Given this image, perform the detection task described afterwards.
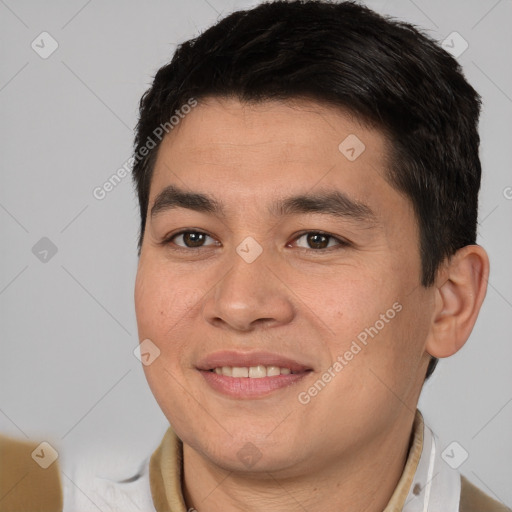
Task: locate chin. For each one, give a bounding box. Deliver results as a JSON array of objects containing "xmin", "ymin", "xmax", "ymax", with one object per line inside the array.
[
  {"xmin": 207, "ymin": 444, "xmax": 303, "ymax": 475},
  {"xmin": 184, "ymin": 424, "xmax": 302, "ymax": 472}
]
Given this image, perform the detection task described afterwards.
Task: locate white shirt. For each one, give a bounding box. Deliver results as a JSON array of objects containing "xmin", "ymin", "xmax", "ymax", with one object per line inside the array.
[{"xmin": 61, "ymin": 451, "xmax": 156, "ymax": 512}]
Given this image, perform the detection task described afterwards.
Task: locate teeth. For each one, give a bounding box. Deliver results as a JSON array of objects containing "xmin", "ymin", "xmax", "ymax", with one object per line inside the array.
[
  {"xmin": 267, "ymin": 366, "xmax": 281, "ymax": 377},
  {"xmin": 211, "ymin": 366, "xmax": 296, "ymax": 378},
  {"xmin": 232, "ymin": 366, "xmax": 249, "ymax": 378},
  {"xmin": 249, "ymin": 365, "xmax": 266, "ymax": 378}
]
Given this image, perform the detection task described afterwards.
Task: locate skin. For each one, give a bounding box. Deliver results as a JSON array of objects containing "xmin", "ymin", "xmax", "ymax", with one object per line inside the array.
[{"xmin": 134, "ymin": 97, "xmax": 489, "ymax": 511}]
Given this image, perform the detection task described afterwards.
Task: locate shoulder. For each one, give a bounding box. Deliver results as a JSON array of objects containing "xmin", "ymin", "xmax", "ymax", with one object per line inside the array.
[
  {"xmin": 460, "ymin": 475, "xmax": 511, "ymax": 512},
  {"xmin": 0, "ymin": 432, "xmax": 63, "ymax": 511},
  {"xmin": 60, "ymin": 447, "xmax": 156, "ymax": 511}
]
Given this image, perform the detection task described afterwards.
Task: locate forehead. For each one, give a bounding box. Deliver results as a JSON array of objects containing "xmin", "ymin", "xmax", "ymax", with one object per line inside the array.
[
  {"xmin": 149, "ymin": 96, "xmax": 404, "ymax": 224},
  {"xmin": 157, "ymin": 96, "xmax": 387, "ymax": 166}
]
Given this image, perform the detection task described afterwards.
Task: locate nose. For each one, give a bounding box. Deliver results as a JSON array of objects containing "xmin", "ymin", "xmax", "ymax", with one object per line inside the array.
[{"xmin": 201, "ymin": 247, "xmax": 296, "ymax": 332}]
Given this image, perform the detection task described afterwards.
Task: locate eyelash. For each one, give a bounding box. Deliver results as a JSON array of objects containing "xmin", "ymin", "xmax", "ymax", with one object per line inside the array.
[{"xmin": 160, "ymin": 229, "xmax": 350, "ymax": 253}]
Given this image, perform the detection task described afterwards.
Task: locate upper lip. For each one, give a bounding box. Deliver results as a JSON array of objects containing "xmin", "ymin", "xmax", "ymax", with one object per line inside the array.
[{"xmin": 196, "ymin": 351, "xmax": 313, "ymax": 373}]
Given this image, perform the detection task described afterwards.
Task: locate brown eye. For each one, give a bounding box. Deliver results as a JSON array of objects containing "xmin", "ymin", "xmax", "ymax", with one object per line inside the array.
[
  {"xmin": 306, "ymin": 233, "xmax": 329, "ymax": 249},
  {"xmin": 183, "ymin": 232, "xmax": 205, "ymax": 247},
  {"xmin": 292, "ymin": 231, "xmax": 347, "ymax": 251},
  {"xmin": 169, "ymin": 231, "xmax": 217, "ymax": 248}
]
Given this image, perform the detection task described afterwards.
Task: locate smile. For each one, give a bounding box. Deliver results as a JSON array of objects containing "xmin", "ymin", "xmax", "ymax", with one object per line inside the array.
[
  {"xmin": 209, "ymin": 365, "xmax": 299, "ymax": 378},
  {"xmin": 197, "ymin": 351, "xmax": 313, "ymax": 398}
]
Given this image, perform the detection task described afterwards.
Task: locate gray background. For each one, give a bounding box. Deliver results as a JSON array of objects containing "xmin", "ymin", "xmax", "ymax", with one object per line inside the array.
[{"xmin": 1, "ymin": 0, "xmax": 511, "ymax": 506}]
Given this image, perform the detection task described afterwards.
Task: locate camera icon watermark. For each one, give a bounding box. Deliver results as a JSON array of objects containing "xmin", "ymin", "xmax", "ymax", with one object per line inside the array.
[
  {"xmin": 441, "ymin": 31, "xmax": 468, "ymax": 58},
  {"xmin": 338, "ymin": 134, "xmax": 366, "ymax": 161},
  {"xmin": 236, "ymin": 442, "xmax": 263, "ymax": 468},
  {"xmin": 236, "ymin": 236, "xmax": 263, "ymax": 263},
  {"xmin": 31, "ymin": 441, "xmax": 59, "ymax": 469},
  {"xmin": 31, "ymin": 32, "xmax": 59, "ymax": 59},
  {"xmin": 441, "ymin": 441, "xmax": 469, "ymax": 469},
  {"xmin": 134, "ymin": 338, "xmax": 161, "ymax": 366},
  {"xmin": 32, "ymin": 237, "xmax": 58, "ymax": 263}
]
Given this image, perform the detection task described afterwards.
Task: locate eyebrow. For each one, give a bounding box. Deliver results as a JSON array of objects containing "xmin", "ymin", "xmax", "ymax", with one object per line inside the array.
[{"xmin": 150, "ymin": 184, "xmax": 377, "ymax": 224}]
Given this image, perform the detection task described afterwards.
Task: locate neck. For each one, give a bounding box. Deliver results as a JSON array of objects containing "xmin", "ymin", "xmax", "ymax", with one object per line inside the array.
[{"xmin": 182, "ymin": 411, "xmax": 417, "ymax": 512}]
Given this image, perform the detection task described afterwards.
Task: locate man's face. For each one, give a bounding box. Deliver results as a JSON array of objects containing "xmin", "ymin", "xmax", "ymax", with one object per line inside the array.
[{"xmin": 135, "ymin": 97, "xmax": 434, "ymax": 474}]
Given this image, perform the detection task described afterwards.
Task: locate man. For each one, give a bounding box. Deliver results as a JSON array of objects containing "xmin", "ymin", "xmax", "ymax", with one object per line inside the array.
[{"xmin": 1, "ymin": 1, "xmax": 509, "ymax": 511}]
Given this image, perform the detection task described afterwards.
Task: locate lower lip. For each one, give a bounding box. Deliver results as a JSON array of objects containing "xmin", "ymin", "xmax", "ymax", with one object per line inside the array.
[{"xmin": 199, "ymin": 370, "xmax": 310, "ymax": 399}]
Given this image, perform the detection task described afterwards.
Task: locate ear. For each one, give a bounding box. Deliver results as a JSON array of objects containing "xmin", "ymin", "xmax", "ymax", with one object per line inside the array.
[{"xmin": 425, "ymin": 245, "xmax": 490, "ymax": 358}]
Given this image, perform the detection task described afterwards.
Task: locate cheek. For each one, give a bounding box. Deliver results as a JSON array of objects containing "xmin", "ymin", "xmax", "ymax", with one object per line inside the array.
[
  {"xmin": 315, "ymin": 272, "xmax": 398, "ymax": 339},
  {"xmin": 317, "ymin": 270, "xmax": 424, "ymax": 382},
  {"xmin": 134, "ymin": 261, "xmax": 197, "ymax": 347},
  {"xmin": 135, "ymin": 264, "xmax": 199, "ymax": 419},
  {"xmin": 352, "ymin": 293, "xmax": 431, "ymax": 399}
]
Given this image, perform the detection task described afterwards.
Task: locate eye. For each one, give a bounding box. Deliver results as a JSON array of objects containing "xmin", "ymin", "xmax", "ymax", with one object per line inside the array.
[
  {"xmin": 290, "ymin": 231, "xmax": 349, "ymax": 251},
  {"xmin": 162, "ymin": 229, "xmax": 349, "ymax": 252},
  {"xmin": 164, "ymin": 230, "xmax": 219, "ymax": 249}
]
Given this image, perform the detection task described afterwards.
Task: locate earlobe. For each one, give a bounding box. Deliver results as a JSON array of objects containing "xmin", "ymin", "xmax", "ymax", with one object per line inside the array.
[{"xmin": 425, "ymin": 245, "xmax": 490, "ymax": 359}]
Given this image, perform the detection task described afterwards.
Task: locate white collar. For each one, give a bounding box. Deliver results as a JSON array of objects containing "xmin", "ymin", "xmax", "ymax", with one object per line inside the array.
[{"xmin": 403, "ymin": 420, "xmax": 461, "ymax": 512}]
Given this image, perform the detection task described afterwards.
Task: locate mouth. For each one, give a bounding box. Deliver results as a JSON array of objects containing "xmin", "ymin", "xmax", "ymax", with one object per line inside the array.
[
  {"xmin": 208, "ymin": 365, "xmax": 304, "ymax": 377},
  {"xmin": 196, "ymin": 351, "xmax": 313, "ymax": 399}
]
